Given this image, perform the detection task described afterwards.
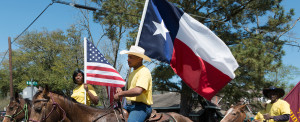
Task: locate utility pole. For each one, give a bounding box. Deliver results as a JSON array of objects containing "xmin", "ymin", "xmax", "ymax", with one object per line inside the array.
[
  {"xmin": 9, "ymin": 37, "xmax": 13, "ymax": 98},
  {"xmin": 52, "ymin": 0, "xmax": 99, "ymax": 11}
]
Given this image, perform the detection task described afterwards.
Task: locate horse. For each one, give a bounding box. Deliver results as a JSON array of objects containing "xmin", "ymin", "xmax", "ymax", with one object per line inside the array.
[
  {"xmin": 220, "ymin": 104, "xmax": 252, "ymax": 122},
  {"xmin": 30, "ymin": 86, "xmax": 193, "ymax": 122},
  {"xmin": 3, "ymin": 92, "xmax": 70, "ymax": 122},
  {"xmin": 28, "ymin": 88, "xmax": 72, "ymax": 122},
  {"xmin": 3, "ymin": 93, "xmax": 31, "ymax": 122}
]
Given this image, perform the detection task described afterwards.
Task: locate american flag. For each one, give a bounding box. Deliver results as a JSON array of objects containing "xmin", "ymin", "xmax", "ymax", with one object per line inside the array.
[{"xmin": 84, "ymin": 38, "xmax": 125, "ymax": 87}]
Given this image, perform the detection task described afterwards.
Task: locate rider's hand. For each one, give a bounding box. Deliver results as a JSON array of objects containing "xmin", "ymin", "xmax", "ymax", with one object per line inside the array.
[
  {"xmin": 116, "ymin": 87, "xmax": 123, "ymax": 93},
  {"xmin": 114, "ymin": 93, "xmax": 120, "ymax": 101},
  {"xmin": 84, "ymin": 84, "xmax": 89, "ymax": 91},
  {"xmin": 263, "ymin": 114, "xmax": 273, "ymax": 120}
]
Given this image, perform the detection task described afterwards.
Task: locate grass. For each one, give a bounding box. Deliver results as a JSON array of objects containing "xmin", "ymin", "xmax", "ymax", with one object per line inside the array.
[{"xmin": 0, "ymin": 96, "xmax": 9, "ymax": 111}]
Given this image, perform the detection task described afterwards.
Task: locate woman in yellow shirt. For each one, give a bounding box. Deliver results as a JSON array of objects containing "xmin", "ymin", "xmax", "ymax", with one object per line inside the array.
[{"xmin": 71, "ymin": 70, "xmax": 99, "ymax": 106}]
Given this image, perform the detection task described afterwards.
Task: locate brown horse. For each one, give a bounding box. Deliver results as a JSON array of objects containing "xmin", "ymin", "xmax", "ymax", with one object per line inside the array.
[
  {"xmin": 3, "ymin": 93, "xmax": 31, "ymax": 122},
  {"xmin": 28, "ymin": 88, "xmax": 72, "ymax": 122},
  {"xmin": 30, "ymin": 86, "xmax": 192, "ymax": 122},
  {"xmin": 220, "ymin": 104, "xmax": 252, "ymax": 122},
  {"xmin": 30, "ymin": 87, "xmax": 120, "ymax": 122}
]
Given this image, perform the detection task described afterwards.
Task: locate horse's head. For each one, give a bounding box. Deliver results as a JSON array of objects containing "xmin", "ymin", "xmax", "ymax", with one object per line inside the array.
[
  {"xmin": 29, "ymin": 85, "xmax": 68, "ymax": 122},
  {"xmin": 220, "ymin": 104, "xmax": 247, "ymax": 122},
  {"xmin": 3, "ymin": 92, "xmax": 31, "ymax": 122},
  {"xmin": 30, "ymin": 86, "xmax": 50, "ymax": 122}
]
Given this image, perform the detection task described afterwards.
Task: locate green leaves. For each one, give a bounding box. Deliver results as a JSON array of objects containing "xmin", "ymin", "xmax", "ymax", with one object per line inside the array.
[{"xmin": 0, "ymin": 27, "xmax": 83, "ymax": 96}]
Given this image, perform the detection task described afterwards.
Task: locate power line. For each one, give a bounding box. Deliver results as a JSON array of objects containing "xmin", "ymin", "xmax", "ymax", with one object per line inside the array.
[
  {"xmin": 51, "ymin": 0, "xmax": 300, "ymax": 41},
  {"xmin": 0, "ymin": 2, "xmax": 53, "ymax": 65},
  {"xmin": 2, "ymin": 0, "xmax": 300, "ymax": 66}
]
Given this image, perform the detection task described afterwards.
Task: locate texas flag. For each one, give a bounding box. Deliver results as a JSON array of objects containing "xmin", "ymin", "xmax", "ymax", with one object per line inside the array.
[{"xmin": 137, "ymin": 0, "xmax": 239, "ymax": 100}]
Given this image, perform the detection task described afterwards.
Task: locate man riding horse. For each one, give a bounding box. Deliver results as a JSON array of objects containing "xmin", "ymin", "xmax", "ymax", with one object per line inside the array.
[
  {"xmin": 255, "ymin": 86, "xmax": 290, "ymax": 122},
  {"xmin": 114, "ymin": 45, "xmax": 153, "ymax": 122}
]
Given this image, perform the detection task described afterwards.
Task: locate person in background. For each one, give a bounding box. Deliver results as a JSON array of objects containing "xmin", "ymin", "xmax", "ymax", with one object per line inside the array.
[
  {"xmin": 262, "ymin": 86, "xmax": 290, "ymax": 122},
  {"xmin": 71, "ymin": 69, "xmax": 99, "ymax": 106},
  {"xmin": 114, "ymin": 45, "xmax": 153, "ymax": 122}
]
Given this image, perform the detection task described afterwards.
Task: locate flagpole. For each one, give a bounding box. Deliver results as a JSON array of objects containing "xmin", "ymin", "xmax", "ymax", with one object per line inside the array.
[
  {"xmin": 135, "ymin": 0, "xmax": 149, "ymax": 46},
  {"xmin": 84, "ymin": 37, "xmax": 87, "ymax": 105}
]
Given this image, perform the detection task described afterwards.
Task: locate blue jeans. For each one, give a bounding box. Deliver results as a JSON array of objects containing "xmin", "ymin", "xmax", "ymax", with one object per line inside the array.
[{"xmin": 124, "ymin": 102, "xmax": 152, "ymax": 122}]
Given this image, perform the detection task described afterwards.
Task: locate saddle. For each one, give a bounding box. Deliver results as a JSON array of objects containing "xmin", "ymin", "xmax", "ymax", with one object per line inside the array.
[{"xmin": 117, "ymin": 109, "xmax": 175, "ymax": 122}]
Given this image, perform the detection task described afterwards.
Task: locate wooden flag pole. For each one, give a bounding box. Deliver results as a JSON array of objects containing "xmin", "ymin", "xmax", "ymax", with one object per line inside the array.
[{"xmin": 9, "ymin": 37, "xmax": 13, "ymax": 98}]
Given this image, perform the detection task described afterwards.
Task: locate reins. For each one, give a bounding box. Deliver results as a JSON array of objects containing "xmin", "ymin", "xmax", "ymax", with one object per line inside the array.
[
  {"xmin": 243, "ymin": 112, "xmax": 251, "ymax": 122},
  {"xmin": 92, "ymin": 101, "xmax": 121, "ymax": 122},
  {"xmin": 5, "ymin": 103, "xmax": 29, "ymax": 122}
]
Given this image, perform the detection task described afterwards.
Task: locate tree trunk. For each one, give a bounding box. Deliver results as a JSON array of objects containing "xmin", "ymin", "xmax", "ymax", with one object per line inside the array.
[{"xmin": 179, "ymin": 81, "xmax": 193, "ymax": 116}]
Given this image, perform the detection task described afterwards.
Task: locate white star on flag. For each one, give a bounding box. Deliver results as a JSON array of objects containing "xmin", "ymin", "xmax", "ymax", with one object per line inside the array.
[{"xmin": 153, "ymin": 20, "xmax": 169, "ymax": 40}]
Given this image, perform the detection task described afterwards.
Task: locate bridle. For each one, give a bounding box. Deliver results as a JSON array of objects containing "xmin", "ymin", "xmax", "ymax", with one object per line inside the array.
[
  {"xmin": 221, "ymin": 108, "xmax": 242, "ymax": 122},
  {"xmin": 5, "ymin": 103, "xmax": 29, "ymax": 122},
  {"xmin": 29, "ymin": 92, "xmax": 66, "ymax": 122}
]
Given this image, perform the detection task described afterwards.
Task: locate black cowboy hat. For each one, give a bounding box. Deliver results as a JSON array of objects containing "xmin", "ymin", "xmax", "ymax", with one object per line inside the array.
[{"xmin": 263, "ymin": 86, "xmax": 285, "ymax": 98}]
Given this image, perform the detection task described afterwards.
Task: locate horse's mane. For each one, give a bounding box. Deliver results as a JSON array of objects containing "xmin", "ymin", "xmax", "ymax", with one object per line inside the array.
[
  {"xmin": 33, "ymin": 90, "xmax": 78, "ymax": 103},
  {"xmin": 51, "ymin": 91, "xmax": 78, "ymax": 103},
  {"xmin": 34, "ymin": 89, "xmax": 109, "ymax": 114},
  {"xmin": 33, "ymin": 90, "xmax": 42, "ymax": 100},
  {"xmin": 50, "ymin": 91, "xmax": 109, "ymax": 113},
  {"xmin": 24, "ymin": 98, "xmax": 32, "ymax": 106},
  {"xmin": 9, "ymin": 94, "xmax": 32, "ymax": 106}
]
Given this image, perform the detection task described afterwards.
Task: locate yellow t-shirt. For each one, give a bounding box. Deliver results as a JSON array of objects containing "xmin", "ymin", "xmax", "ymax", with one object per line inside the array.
[
  {"xmin": 71, "ymin": 84, "xmax": 97, "ymax": 106},
  {"xmin": 126, "ymin": 65, "xmax": 153, "ymax": 105},
  {"xmin": 265, "ymin": 99, "xmax": 290, "ymax": 122}
]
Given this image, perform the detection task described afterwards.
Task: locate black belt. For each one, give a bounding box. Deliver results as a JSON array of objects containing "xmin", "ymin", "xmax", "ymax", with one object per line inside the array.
[{"xmin": 129, "ymin": 101, "xmax": 149, "ymax": 106}]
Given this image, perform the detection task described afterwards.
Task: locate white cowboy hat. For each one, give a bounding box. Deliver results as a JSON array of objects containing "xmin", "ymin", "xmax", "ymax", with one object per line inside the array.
[{"xmin": 120, "ymin": 45, "xmax": 151, "ymax": 62}]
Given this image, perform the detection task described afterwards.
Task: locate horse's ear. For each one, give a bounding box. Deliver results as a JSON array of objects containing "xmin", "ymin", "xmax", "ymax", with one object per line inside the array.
[
  {"xmin": 42, "ymin": 85, "xmax": 49, "ymax": 95},
  {"xmin": 14, "ymin": 92, "xmax": 20, "ymax": 103},
  {"xmin": 239, "ymin": 104, "xmax": 248, "ymax": 111},
  {"xmin": 14, "ymin": 92, "xmax": 19, "ymax": 99},
  {"xmin": 38, "ymin": 86, "xmax": 43, "ymax": 92}
]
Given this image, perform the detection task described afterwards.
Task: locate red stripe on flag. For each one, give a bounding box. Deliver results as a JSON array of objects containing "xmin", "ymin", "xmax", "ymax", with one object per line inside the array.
[
  {"xmin": 170, "ymin": 38, "xmax": 232, "ymax": 100},
  {"xmin": 87, "ymin": 66, "xmax": 120, "ymax": 74},
  {"xmin": 87, "ymin": 73, "xmax": 124, "ymax": 81},
  {"xmin": 87, "ymin": 80, "xmax": 125, "ymax": 87}
]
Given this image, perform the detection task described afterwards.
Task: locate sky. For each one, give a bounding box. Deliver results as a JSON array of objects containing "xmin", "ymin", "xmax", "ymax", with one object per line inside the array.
[{"xmin": 0, "ymin": 0, "xmax": 299, "ymax": 85}]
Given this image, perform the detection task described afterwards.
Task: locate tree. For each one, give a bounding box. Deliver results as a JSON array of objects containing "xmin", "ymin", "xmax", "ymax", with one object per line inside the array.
[
  {"xmin": 266, "ymin": 64, "xmax": 300, "ymax": 94},
  {"xmin": 92, "ymin": 0, "xmax": 132, "ymax": 68},
  {"xmin": 266, "ymin": 64, "xmax": 299, "ymax": 85},
  {"xmin": 0, "ymin": 26, "xmax": 84, "ymax": 96}
]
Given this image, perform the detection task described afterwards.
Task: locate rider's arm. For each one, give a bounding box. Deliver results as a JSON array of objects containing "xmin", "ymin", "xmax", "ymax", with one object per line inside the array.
[
  {"xmin": 273, "ymin": 114, "xmax": 290, "ymax": 121},
  {"xmin": 84, "ymin": 84, "xmax": 99, "ymax": 105},
  {"xmin": 87, "ymin": 90, "xmax": 99, "ymax": 105},
  {"xmin": 114, "ymin": 87, "xmax": 144, "ymax": 100}
]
